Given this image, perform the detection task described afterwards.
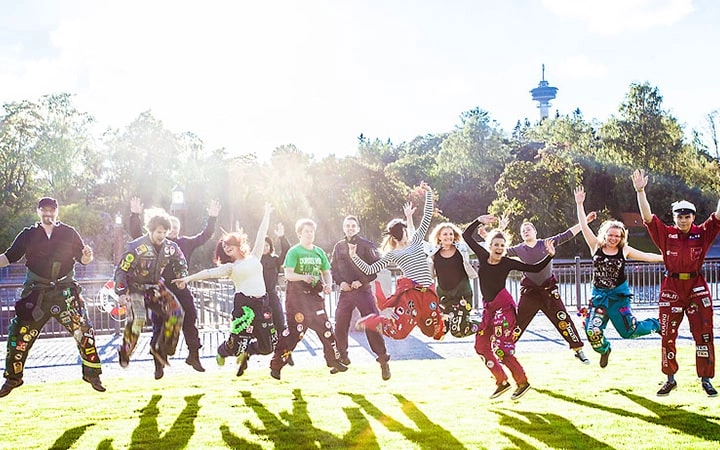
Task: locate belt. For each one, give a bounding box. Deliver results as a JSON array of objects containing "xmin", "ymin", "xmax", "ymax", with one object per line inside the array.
[{"xmin": 666, "ymin": 271, "xmax": 699, "ymax": 280}]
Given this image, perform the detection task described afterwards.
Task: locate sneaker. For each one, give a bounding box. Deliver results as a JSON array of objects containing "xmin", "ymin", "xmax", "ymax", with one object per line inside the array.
[
  {"xmin": 599, "ymin": 348, "xmax": 611, "ymax": 368},
  {"xmin": 118, "ymin": 348, "xmax": 130, "ymax": 368},
  {"xmin": 511, "ymin": 383, "xmax": 531, "ymax": 400},
  {"xmin": 574, "ymin": 350, "xmax": 590, "ymax": 365},
  {"xmin": 656, "ymin": 380, "xmax": 677, "ymax": 396},
  {"xmin": 83, "ymin": 375, "xmax": 106, "ymax": 392},
  {"xmin": 286, "ymin": 354, "xmax": 295, "ymax": 366},
  {"xmin": 339, "ymin": 356, "xmax": 351, "ymax": 366},
  {"xmin": 329, "ymin": 360, "xmax": 349, "ymax": 375},
  {"xmin": 701, "ymin": 380, "xmax": 718, "ymax": 397},
  {"xmin": 270, "ymin": 369, "xmax": 282, "ymax": 380},
  {"xmin": 489, "ymin": 380, "xmax": 511, "ymax": 399},
  {"xmin": 0, "ymin": 379, "xmax": 24, "ymax": 398},
  {"xmin": 216, "ymin": 354, "xmax": 226, "ymax": 366}
]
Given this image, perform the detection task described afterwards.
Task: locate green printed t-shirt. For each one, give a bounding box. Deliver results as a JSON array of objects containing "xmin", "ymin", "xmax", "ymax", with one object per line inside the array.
[{"xmin": 284, "ymin": 244, "xmax": 331, "ymax": 281}]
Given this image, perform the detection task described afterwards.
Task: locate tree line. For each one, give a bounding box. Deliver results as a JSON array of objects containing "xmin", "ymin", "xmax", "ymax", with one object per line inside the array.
[{"xmin": 1, "ymin": 83, "xmax": 719, "ymax": 269}]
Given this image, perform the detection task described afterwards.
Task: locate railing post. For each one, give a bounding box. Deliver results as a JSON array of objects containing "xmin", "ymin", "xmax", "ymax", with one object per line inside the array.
[{"xmin": 575, "ymin": 256, "xmax": 582, "ymax": 310}]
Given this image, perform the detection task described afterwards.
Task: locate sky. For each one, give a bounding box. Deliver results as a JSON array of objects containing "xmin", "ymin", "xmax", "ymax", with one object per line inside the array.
[{"xmin": 1, "ymin": 0, "xmax": 718, "ymax": 159}]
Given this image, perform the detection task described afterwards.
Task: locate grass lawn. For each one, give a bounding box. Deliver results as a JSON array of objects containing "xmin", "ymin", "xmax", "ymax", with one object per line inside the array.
[{"xmin": 0, "ymin": 345, "xmax": 718, "ymax": 449}]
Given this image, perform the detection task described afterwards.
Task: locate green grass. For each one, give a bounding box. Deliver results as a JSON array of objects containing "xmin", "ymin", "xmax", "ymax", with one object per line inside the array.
[{"xmin": 1, "ymin": 346, "xmax": 719, "ymax": 449}]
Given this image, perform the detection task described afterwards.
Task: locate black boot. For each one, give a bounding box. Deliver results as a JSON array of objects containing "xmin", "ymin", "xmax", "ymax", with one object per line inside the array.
[
  {"xmin": 185, "ymin": 348, "xmax": 205, "ymax": 372},
  {"xmin": 153, "ymin": 357, "xmax": 164, "ymax": 380}
]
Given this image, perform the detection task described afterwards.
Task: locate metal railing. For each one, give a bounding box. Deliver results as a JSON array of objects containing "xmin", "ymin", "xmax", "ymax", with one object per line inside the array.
[{"xmin": 3, "ymin": 258, "xmax": 720, "ymax": 340}]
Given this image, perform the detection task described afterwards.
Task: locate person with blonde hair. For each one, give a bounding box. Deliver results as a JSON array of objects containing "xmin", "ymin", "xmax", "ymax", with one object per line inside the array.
[
  {"xmin": 427, "ymin": 222, "xmax": 480, "ymax": 338},
  {"xmin": 173, "ymin": 203, "xmax": 277, "ymax": 377},
  {"xmin": 574, "ymin": 185, "xmax": 662, "ymax": 370},
  {"xmin": 463, "ymin": 218, "xmax": 556, "ymax": 400}
]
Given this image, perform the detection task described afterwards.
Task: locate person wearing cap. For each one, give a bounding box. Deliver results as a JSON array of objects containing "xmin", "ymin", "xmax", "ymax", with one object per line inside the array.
[
  {"xmin": 0, "ymin": 197, "xmax": 105, "ymax": 397},
  {"xmin": 632, "ymin": 169, "xmax": 720, "ymax": 397},
  {"xmin": 331, "ymin": 215, "xmax": 391, "ymax": 380},
  {"xmin": 348, "ymin": 182, "xmax": 444, "ymax": 341},
  {"xmin": 128, "ymin": 198, "xmax": 221, "ymax": 375}
]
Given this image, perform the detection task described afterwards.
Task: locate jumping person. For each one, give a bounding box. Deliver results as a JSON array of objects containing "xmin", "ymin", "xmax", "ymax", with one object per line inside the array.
[
  {"xmin": 0, "ymin": 197, "xmax": 105, "ymax": 397},
  {"xmin": 632, "ymin": 168, "xmax": 720, "ymax": 397},
  {"xmin": 173, "ymin": 203, "xmax": 277, "ymax": 377},
  {"xmin": 349, "ymin": 182, "xmax": 444, "ymax": 341},
  {"xmin": 505, "ymin": 214, "xmax": 596, "ymax": 364},
  {"xmin": 269, "ymin": 218, "xmax": 347, "ymax": 380},
  {"xmin": 331, "ymin": 215, "xmax": 391, "ymax": 380},
  {"xmin": 129, "ymin": 197, "xmax": 220, "ymax": 374},
  {"xmin": 463, "ymin": 216, "xmax": 556, "ymax": 400},
  {"xmin": 574, "ymin": 185, "xmax": 661, "ymax": 369},
  {"xmin": 115, "ymin": 211, "xmax": 188, "ymax": 378}
]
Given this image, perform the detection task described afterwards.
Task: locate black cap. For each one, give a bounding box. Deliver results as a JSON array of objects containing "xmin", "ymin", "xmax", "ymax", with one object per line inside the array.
[{"xmin": 38, "ymin": 197, "xmax": 58, "ymax": 209}]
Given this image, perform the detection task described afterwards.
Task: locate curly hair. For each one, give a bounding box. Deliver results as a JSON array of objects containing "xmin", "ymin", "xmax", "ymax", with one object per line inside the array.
[{"xmin": 596, "ymin": 220, "xmax": 627, "ymax": 248}]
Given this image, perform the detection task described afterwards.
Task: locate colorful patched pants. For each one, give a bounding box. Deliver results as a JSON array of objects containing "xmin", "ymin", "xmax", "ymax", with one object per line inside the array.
[
  {"xmin": 475, "ymin": 289, "xmax": 527, "ymax": 386},
  {"xmin": 437, "ymin": 279, "xmax": 479, "ymax": 338},
  {"xmin": 583, "ymin": 281, "xmax": 659, "ymax": 356},
  {"xmin": 658, "ymin": 276, "xmax": 715, "ymax": 378},
  {"xmin": 270, "ymin": 282, "xmax": 342, "ymax": 372},
  {"xmin": 218, "ymin": 292, "xmax": 277, "ymax": 358},
  {"xmin": 4, "ymin": 283, "xmax": 101, "ymax": 382},
  {"xmin": 515, "ymin": 275, "xmax": 584, "ymax": 349}
]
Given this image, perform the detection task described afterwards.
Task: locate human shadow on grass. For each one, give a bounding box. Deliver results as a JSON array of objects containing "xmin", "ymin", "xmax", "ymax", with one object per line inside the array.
[
  {"xmin": 490, "ymin": 409, "xmax": 615, "ymax": 450},
  {"xmin": 341, "ymin": 392, "xmax": 471, "ymax": 449},
  {"xmin": 48, "ymin": 423, "xmax": 94, "ymax": 450},
  {"xmin": 221, "ymin": 388, "xmax": 378, "ymax": 449},
  {"xmin": 127, "ymin": 393, "xmax": 203, "ymax": 449},
  {"xmin": 536, "ymin": 388, "xmax": 720, "ymax": 443}
]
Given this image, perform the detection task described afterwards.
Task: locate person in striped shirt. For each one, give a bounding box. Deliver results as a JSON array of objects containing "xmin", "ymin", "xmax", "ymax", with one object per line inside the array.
[{"xmin": 349, "ymin": 182, "xmax": 444, "ymax": 340}]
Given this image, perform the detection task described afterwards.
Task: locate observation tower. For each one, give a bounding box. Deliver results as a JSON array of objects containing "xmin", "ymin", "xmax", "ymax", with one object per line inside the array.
[{"xmin": 530, "ymin": 64, "xmax": 558, "ymax": 120}]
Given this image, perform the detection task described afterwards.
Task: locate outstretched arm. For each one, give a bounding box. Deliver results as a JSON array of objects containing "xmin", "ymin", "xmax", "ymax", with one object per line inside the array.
[
  {"xmin": 251, "ymin": 203, "xmax": 272, "ymax": 258},
  {"xmin": 625, "ymin": 245, "xmax": 664, "ymax": 263},
  {"xmin": 631, "ymin": 169, "xmax": 653, "ymax": 223},
  {"xmin": 568, "ymin": 211, "xmax": 597, "ymax": 236},
  {"xmin": 575, "ymin": 186, "xmax": 598, "ymax": 252}
]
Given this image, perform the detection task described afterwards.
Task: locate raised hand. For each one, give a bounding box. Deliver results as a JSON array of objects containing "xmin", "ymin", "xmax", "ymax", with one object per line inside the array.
[
  {"xmin": 207, "ymin": 200, "xmax": 222, "ymax": 217},
  {"xmin": 574, "ymin": 186, "xmax": 586, "ymax": 205},
  {"xmin": 586, "ymin": 211, "xmax": 597, "ymax": 223},
  {"xmin": 274, "ymin": 222, "xmax": 285, "ymax": 237},
  {"xmin": 402, "ymin": 201, "xmax": 416, "ymax": 220},
  {"xmin": 264, "ymin": 202, "xmax": 274, "ymax": 216},
  {"xmin": 631, "ymin": 169, "xmax": 648, "ymax": 192},
  {"xmin": 130, "ymin": 197, "xmax": 143, "ymax": 214}
]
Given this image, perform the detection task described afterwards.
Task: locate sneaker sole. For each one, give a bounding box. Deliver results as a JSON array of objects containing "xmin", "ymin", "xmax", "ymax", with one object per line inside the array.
[{"xmin": 490, "ymin": 384, "xmax": 512, "ymax": 399}]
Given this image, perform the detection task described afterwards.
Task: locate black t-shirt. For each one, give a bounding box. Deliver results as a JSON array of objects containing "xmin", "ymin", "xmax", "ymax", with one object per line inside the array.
[
  {"xmin": 433, "ymin": 249, "xmax": 466, "ymax": 291},
  {"xmin": 4, "ymin": 222, "xmax": 85, "ymax": 279}
]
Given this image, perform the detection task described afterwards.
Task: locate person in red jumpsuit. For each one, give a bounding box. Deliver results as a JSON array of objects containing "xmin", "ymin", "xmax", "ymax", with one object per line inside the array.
[{"xmin": 633, "ymin": 169, "xmax": 720, "ymax": 397}]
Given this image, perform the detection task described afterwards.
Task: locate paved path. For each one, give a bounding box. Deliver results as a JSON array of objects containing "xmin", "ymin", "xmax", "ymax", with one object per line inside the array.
[{"xmin": 2, "ymin": 309, "xmax": 719, "ymax": 386}]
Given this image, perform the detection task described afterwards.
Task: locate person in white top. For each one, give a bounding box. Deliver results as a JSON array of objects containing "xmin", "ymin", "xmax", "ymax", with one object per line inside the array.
[{"xmin": 174, "ymin": 203, "xmax": 277, "ymax": 377}]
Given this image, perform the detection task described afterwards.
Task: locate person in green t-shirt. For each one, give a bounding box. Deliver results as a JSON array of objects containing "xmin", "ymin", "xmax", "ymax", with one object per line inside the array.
[{"xmin": 269, "ymin": 218, "xmax": 348, "ymax": 380}]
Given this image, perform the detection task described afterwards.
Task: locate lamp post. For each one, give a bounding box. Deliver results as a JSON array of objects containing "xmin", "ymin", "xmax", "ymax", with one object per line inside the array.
[
  {"xmin": 170, "ymin": 185, "xmax": 186, "ymax": 226},
  {"xmin": 113, "ymin": 212, "xmax": 124, "ymax": 265}
]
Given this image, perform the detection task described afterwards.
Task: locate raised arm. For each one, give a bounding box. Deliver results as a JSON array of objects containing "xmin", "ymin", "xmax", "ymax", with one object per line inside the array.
[
  {"xmin": 575, "ymin": 186, "xmax": 598, "ymax": 252},
  {"xmin": 251, "ymin": 203, "xmax": 272, "ymax": 259},
  {"xmin": 128, "ymin": 196, "xmax": 144, "ymax": 239},
  {"xmin": 403, "ymin": 201, "xmax": 416, "ymax": 237},
  {"xmin": 631, "ymin": 169, "xmax": 653, "ymax": 223},
  {"xmin": 568, "ymin": 211, "xmax": 597, "ymax": 237},
  {"xmin": 411, "ymin": 182, "xmax": 434, "ymax": 242},
  {"xmin": 462, "ymin": 215, "xmax": 496, "ymax": 258}
]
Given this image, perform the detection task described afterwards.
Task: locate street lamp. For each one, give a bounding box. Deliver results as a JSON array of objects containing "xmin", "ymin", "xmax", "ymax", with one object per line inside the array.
[
  {"xmin": 170, "ymin": 185, "xmax": 186, "ymax": 225},
  {"xmin": 113, "ymin": 212, "xmax": 124, "ymax": 265}
]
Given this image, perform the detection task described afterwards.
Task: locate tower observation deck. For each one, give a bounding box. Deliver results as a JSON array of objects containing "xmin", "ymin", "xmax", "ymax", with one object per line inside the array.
[{"xmin": 530, "ymin": 64, "xmax": 558, "ymax": 120}]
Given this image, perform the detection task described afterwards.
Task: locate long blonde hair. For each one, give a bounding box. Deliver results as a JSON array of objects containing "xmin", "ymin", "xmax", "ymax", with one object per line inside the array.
[{"xmin": 596, "ymin": 220, "xmax": 628, "ymax": 248}]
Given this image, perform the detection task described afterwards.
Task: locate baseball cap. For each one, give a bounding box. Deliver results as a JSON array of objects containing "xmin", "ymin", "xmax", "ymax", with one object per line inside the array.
[
  {"xmin": 37, "ymin": 197, "xmax": 58, "ymax": 209},
  {"xmin": 671, "ymin": 200, "xmax": 696, "ymax": 215}
]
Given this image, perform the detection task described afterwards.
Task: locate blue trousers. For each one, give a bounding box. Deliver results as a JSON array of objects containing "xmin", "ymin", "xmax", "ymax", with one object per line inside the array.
[{"xmin": 584, "ymin": 281, "xmax": 659, "ymax": 355}]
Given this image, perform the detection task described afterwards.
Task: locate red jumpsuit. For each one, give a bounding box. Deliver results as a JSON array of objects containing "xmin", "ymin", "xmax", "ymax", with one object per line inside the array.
[{"xmin": 645, "ymin": 214, "xmax": 720, "ymax": 378}]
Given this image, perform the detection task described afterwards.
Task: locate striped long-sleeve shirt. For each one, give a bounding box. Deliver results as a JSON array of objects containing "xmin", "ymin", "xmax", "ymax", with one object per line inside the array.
[{"xmin": 351, "ymin": 189, "xmax": 434, "ymax": 287}]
